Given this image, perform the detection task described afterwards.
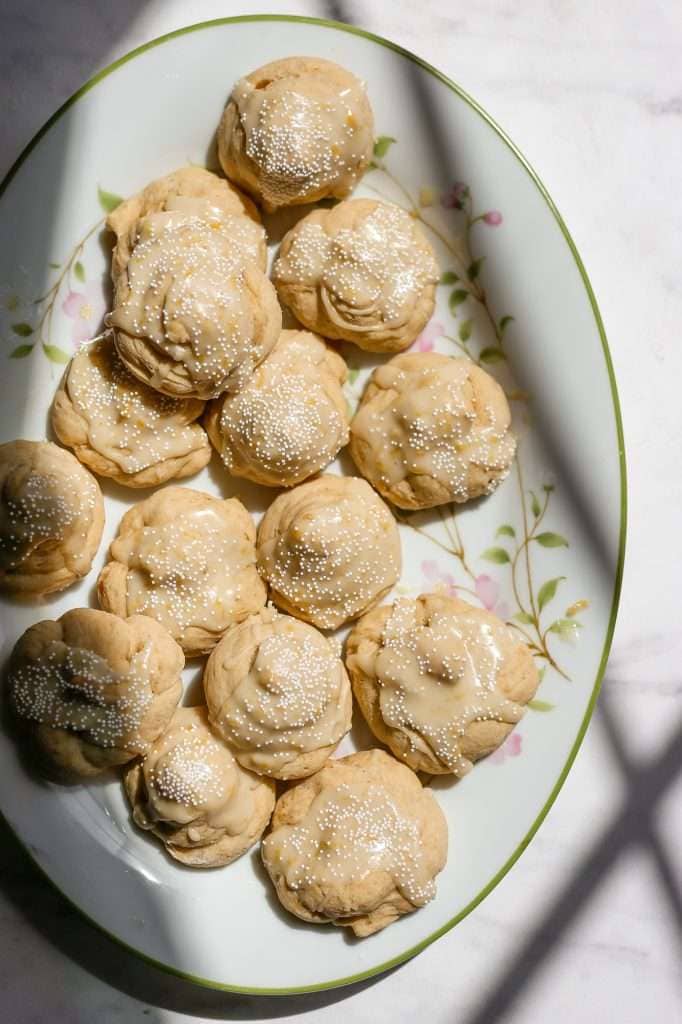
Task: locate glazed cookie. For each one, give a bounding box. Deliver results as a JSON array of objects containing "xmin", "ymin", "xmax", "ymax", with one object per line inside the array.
[
  {"xmin": 272, "ymin": 198, "xmax": 439, "ymax": 352},
  {"xmin": 261, "ymin": 749, "xmax": 448, "ymax": 936},
  {"xmin": 204, "ymin": 329, "xmax": 349, "ymax": 487},
  {"xmin": 108, "ymin": 209, "xmax": 281, "ymax": 400},
  {"xmin": 124, "ymin": 705, "xmax": 275, "ymax": 867},
  {"xmin": 0, "ymin": 440, "xmax": 104, "ymax": 596},
  {"xmin": 256, "ymin": 475, "xmax": 401, "ymax": 630},
  {"xmin": 107, "ymin": 166, "xmax": 264, "ymax": 281},
  {"xmin": 350, "ymin": 353, "xmax": 516, "ymax": 509},
  {"xmin": 204, "ymin": 606, "xmax": 352, "ymax": 780},
  {"xmin": 346, "ymin": 593, "xmax": 539, "ymax": 777},
  {"xmin": 218, "ymin": 57, "xmax": 374, "ymax": 211},
  {"xmin": 97, "ymin": 487, "xmax": 266, "ymax": 657},
  {"xmin": 51, "ymin": 335, "xmax": 211, "ymax": 488},
  {"xmin": 6, "ymin": 608, "xmax": 183, "ymax": 777}
]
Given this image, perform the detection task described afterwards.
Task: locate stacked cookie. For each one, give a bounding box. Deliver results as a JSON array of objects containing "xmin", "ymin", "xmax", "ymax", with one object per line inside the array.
[{"xmin": 1, "ymin": 56, "xmax": 538, "ymax": 939}]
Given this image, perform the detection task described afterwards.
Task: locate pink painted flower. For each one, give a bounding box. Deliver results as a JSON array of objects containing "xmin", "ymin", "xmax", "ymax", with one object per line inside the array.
[
  {"xmin": 421, "ymin": 559, "xmax": 457, "ymax": 597},
  {"xmin": 475, "ymin": 574, "xmax": 510, "ymax": 621},
  {"xmin": 61, "ymin": 282, "xmax": 104, "ymax": 346},
  {"xmin": 411, "ymin": 319, "xmax": 445, "ymax": 353},
  {"xmin": 483, "ymin": 210, "xmax": 503, "ymax": 227},
  {"xmin": 441, "ymin": 182, "xmax": 469, "ymax": 210},
  {"xmin": 488, "ymin": 731, "xmax": 522, "ymax": 764}
]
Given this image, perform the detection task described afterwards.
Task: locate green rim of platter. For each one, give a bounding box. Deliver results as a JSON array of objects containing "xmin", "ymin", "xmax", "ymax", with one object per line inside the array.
[{"xmin": 0, "ymin": 13, "xmax": 627, "ymax": 997}]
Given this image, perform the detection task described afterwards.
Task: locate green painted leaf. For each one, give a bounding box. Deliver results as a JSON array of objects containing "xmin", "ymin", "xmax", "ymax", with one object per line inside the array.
[
  {"xmin": 537, "ymin": 576, "xmax": 565, "ymax": 613},
  {"xmin": 548, "ymin": 618, "xmax": 582, "ymax": 643},
  {"xmin": 535, "ymin": 531, "xmax": 569, "ymax": 548},
  {"xmin": 479, "ymin": 347, "xmax": 505, "ymax": 364},
  {"xmin": 543, "ymin": 483, "xmax": 555, "ymax": 493},
  {"xmin": 347, "ymin": 367, "xmax": 360, "ymax": 386},
  {"xmin": 538, "ymin": 665, "xmax": 547, "ymax": 684},
  {"xmin": 467, "ymin": 257, "xmax": 485, "ymax": 281},
  {"xmin": 97, "ymin": 186, "xmax": 123, "ymax": 213},
  {"xmin": 497, "ymin": 524, "xmax": 516, "ymax": 538},
  {"xmin": 440, "ymin": 270, "xmax": 458, "ymax": 284},
  {"xmin": 373, "ymin": 136, "xmax": 396, "ymax": 158},
  {"xmin": 481, "ymin": 546, "xmax": 510, "ymax": 564},
  {"xmin": 449, "ymin": 289, "xmax": 468, "ymax": 312},
  {"xmin": 74, "ymin": 261, "xmax": 85, "ymax": 283},
  {"xmin": 528, "ymin": 699, "xmax": 555, "ymax": 712},
  {"xmin": 9, "ymin": 343, "xmax": 33, "ymax": 358},
  {"xmin": 42, "ymin": 344, "xmax": 70, "ymax": 365},
  {"xmin": 367, "ymin": 160, "xmax": 379, "ymax": 171},
  {"xmin": 530, "ymin": 490, "xmax": 541, "ymax": 517},
  {"xmin": 513, "ymin": 611, "xmax": 534, "ymax": 624},
  {"xmin": 11, "ymin": 322, "xmax": 33, "ymax": 337},
  {"xmin": 458, "ymin": 319, "xmax": 472, "ymax": 342},
  {"xmin": 499, "ymin": 314, "xmax": 515, "ymax": 334},
  {"xmin": 48, "ymin": 261, "xmax": 61, "ymax": 270}
]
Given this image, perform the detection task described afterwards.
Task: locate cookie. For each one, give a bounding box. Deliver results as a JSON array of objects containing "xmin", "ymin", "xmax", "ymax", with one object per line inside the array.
[
  {"xmin": 273, "ymin": 198, "xmax": 439, "ymax": 352},
  {"xmin": 124, "ymin": 705, "xmax": 275, "ymax": 867},
  {"xmin": 204, "ymin": 606, "xmax": 352, "ymax": 780},
  {"xmin": 256, "ymin": 475, "xmax": 401, "ymax": 630},
  {"xmin": 51, "ymin": 335, "xmax": 211, "ymax": 488},
  {"xmin": 350, "ymin": 352, "xmax": 516, "ymax": 509},
  {"xmin": 218, "ymin": 57, "xmax": 374, "ymax": 211},
  {"xmin": 261, "ymin": 748, "xmax": 448, "ymax": 936},
  {"xmin": 0, "ymin": 440, "xmax": 104, "ymax": 595},
  {"xmin": 204, "ymin": 329, "xmax": 349, "ymax": 487},
  {"xmin": 107, "ymin": 166, "xmax": 264, "ymax": 281},
  {"xmin": 97, "ymin": 487, "xmax": 266, "ymax": 657},
  {"xmin": 108, "ymin": 209, "xmax": 280, "ymax": 400},
  {"xmin": 346, "ymin": 593, "xmax": 539, "ymax": 776},
  {"xmin": 6, "ymin": 608, "xmax": 183, "ymax": 777}
]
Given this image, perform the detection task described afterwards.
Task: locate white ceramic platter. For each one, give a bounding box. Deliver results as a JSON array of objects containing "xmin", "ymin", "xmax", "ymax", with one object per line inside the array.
[{"xmin": 0, "ymin": 15, "xmax": 625, "ymax": 994}]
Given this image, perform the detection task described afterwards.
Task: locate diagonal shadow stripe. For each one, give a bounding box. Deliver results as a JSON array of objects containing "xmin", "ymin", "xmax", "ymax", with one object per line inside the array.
[
  {"xmin": 462, "ymin": 715, "xmax": 682, "ymax": 1024},
  {"xmin": 598, "ymin": 690, "xmax": 682, "ymax": 945}
]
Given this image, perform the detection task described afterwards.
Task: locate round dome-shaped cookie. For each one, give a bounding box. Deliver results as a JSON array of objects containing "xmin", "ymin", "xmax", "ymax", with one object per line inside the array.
[
  {"xmin": 218, "ymin": 57, "xmax": 374, "ymax": 212},
  {"xmin": 6, "ymin": 608, "xmax": 183, "ymax": 777},
  {"xmin": 51, "ymin": 335, "xmax": 211, "ymax": 488},
  {"xmin": 204, "ymin": 607, "xmax": 352, "ymax": 780},
  {"xmin": 256, "ymin": 475, "xmax": 401, "ymax": 630},
  {"xmin": 0, "ymin": 440, "xmax": 104, "ymax": 596},
  {"xmin": 108, "ymin": 210, "xmax": 281, "ymax": 400},
  {"xmin": 107, "ymin": 166, "xmax": 264, "ymax": 281},
  {"xmin": 204, "ymin": 329, "xmax": 349, "ymax": 487},
  {"xmin": 346, "ymin": 593, "xmax": 539, "ymax": 777},
  {"xmin": 350, "ymin": 352, "xmax": 516, "ymax": 509},
  {"xmin": 124, "ymin": 705, "xmax": 275, "ymax": 867},
  {"xmin": 261, "ymin": 748, "xmax": 448, "ymax": 936},
  {"xmin": 97, "ymin": 487, "xmax": 266, "ymax": 657},
  {"xmin": 272, "ymin": 198, "xmax": 439, "ymax": 352}
]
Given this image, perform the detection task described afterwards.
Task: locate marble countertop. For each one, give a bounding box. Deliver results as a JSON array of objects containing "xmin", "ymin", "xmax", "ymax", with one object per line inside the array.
[{"xmin": 1, "ymin": 2, "xmax": 680, "ymax": 1022}]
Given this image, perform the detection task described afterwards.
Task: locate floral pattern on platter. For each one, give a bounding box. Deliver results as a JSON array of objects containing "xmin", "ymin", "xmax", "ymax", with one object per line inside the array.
[
  {"xmin": 3, "ymin": 186, "xmax": 121, "ymax": 364},
  {"xmin": 364, "ymin": 136, "xmax": 590, "ymax": 687}
]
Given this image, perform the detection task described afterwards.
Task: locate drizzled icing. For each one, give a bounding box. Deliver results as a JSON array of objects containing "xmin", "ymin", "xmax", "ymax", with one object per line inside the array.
[
  {"xmin": 0, "ymin": 440, "xmax": 102, "ymax": 591},
  {"xmin": 109, "ymin": 210, "xmax": 279, "ymax": 399},
  {"xmin": 9, "ymin": 639, "xmax": 153, "ymax": 750},
  {"xmin": 208, "ymin": 329, "xmax": 348, "ymax": 487},
  {"xmin": 263, "ymin": 778, "xmax": 437, "ymax": 908},
  {"xmin": 273, "ymin": 200, "xmax": 439, "ymax": 335},
  {"xmin": 357, "ymin": 597, "xmax": 526, "ymax": 776},
  {"xmin": 205, "ymin": 608, "xmax": 351, "ymax": 775},
  {"xmin": 350, "ymin": 354, "xmax": 516, "ymax": 507},
  {"xmin": 105, "ymin": 489, "xmax": 265, "ymax": 649},
  {"xmin": 257, "ymin": 475, "xmax": 401, "ymax": 630},
  {"xmin": 226, "ymin": 61, "xmax": 373, "ymax": 208},
  {"xmin": 133, "ymin": 706, "xmax": 260, "ymax": 836},
  {"xmin": 62, "ymin": 335, "xmax": 208, "ymax": 476}
]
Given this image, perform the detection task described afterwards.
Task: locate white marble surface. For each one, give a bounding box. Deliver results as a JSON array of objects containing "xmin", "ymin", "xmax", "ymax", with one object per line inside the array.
[{"xmin": 1, "ymin": 1, "xmax": 681, "ymax": 1021}]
